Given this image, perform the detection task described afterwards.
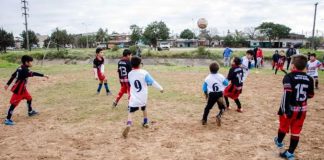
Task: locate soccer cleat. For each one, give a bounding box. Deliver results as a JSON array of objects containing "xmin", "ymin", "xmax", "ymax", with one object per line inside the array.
[
  {"xmin": 28, "ymin": 110, "xmax": 38, "ymax": 117},
  {"xmin": 112, "ymin": 101, "xmax": 118, "ymax": 108},
  {"xmin": 236, "ymin": 108, "xmax": 243, "ymax": 113},
  {"xmin": 122, "ymin": 126, "xmax": 130, "ymax": 138},
  {"xmin": 226, "ymin": 106, "xmax": 231, "ymax": 110},
  {"xmin": 274, "ymin": 137, "xmax": 284, "ymax": 149},
  {"xmin": 142, "ymin": 122, "xmax": 149, "ymax": 128},
  {"xmin": 106, "ymin": 91, "xmax": 112, "ymax": 96},
  {"xmin": 4, "ymin": 119, "xmax": 14, "ymax": 125},
  {"xmin": 280, "ymin": 150, "xmax": 295, "ymax": 160},
  {"xmin": 201, "ymin": 119, "xmax": 207, "ymax": 125},
  {"xmin": 216, "ymin": 115, "xmax": 221, "ymax": 126}
]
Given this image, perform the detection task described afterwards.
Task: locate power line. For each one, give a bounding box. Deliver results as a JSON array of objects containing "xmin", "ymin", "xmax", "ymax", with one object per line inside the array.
[{"xmin": 21, "ymin": 0, "xmax": 30, "ymax": 51}]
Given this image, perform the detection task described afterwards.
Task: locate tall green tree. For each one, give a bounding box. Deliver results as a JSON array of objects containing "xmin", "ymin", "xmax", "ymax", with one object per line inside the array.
[
  {"xmin": 143, "ymin": 21, "xmax": 170, "ymax": 47},
  {"xmin": 256, "ymin": 22, "xmax": 291, "ymax": 47},
  {"xmin": 180, "ymin": 29, "xmax": 195, "ymax": 39},
  {"xmin": 96, "ymin": 28, "xmax": 109, "ymax": 43},
  {"xmin": 21, "ymin": 30, "xmax": 38, "ymax": 50},
  {"xmin": 50, "ymin": 28, "xmax": 71, "ymax": 51},
  {"xmin": 130, "ymin": 24, "xmax": 142, "ymax": 45},
  {"xmin": 0, "ymin": 28, "xmax": 15, "ymax": 53}
]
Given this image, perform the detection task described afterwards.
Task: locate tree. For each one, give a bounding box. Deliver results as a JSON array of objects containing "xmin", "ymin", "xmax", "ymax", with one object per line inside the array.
[
  {"xmin": 130, "ymin": 24, "xmax": 142, "ymax": 45},
  {"xmin": 256, "ymin": 22, "xmax": 291, "ymax": 47},
  {"xmin": 143, "ymin": 21, "xmax": 170, "ymax": 47},
  {"xmin": 244, "ymin": 27, "xmax": 256, "ymax": 39},
  {"xmin": 0, "ymin": 28, "xmax": 15, "ymax": 53},
  {"xmin": 96, "ymin": 28, "xmax": 109, "ymax": 43},
  {"xmin": 21, "ymin": 30, "xmax": 38, "ymax": 50},
  {"xmin": 50, "ymin": 28, "xmax": 71, "ymax": 51},
  {"xmin": 180, "ymin": 29, "xmax": 195, "ymax": 39}
]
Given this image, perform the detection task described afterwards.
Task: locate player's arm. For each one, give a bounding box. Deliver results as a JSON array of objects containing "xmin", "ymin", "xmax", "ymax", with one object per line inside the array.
[
  {"xmin": 202, "ymin": 82, "xmax": 208, "ymax": 99},
  {"xmin": 5, "ymin": 70, "xmax": 17, "ymax": 90},
  {"xmin": 278, "ymin": 75, "xmax": 293, "ymax": 117},
  {"xmin": 145, "ymin": 73, "xmax": 163, "ymax": 92},
  {"xmin": 227, "ymin": 68, "xmax": 234, "ymax": 81},
  {"xmin": 93, "ymin": 60, "xmax": 98, "ymax": 79},
  {"xmin": 308, "ymin": 77, "xmax": 315, "ymax": 99}
]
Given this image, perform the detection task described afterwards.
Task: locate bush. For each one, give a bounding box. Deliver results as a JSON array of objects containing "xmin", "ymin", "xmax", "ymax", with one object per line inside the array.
[
  {"xmin": 112, "ymin": 45, "xmax": 119, "ymax": 51},
  {"xmin": 129, "ymin": 45, "xmax": 137, "ymax": 55}
]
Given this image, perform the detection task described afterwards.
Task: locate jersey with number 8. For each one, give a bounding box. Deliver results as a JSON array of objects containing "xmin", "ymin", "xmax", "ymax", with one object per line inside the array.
[{"xmin": 128, "ymin": 69, "xmax": 163, "ymax": 107}]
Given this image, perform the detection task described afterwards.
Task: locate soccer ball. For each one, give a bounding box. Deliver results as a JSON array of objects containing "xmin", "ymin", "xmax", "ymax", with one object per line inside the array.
[{"xmin": 197, "ymin": 18, "xmax": 208, "ymax": 29}]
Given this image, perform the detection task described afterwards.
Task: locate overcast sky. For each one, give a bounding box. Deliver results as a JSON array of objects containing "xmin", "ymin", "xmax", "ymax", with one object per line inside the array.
[{"xmin": 1, "ymin": 0, "xmax": 323, "ymax": 37}]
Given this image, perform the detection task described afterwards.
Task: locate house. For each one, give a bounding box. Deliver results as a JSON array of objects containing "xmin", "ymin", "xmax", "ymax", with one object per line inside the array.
[
  {"xmin": 36, "ymin": 34, "xmax": 49, "ymax": 48},
  {"xmin": 14, "ymin": 37, "xmax": 23, "ymax": 49},
  {"xmin": 249, "ymin": 33, "xmax": 307, "ymax": 48},
  {"xmin": 174, "ymin": 39, "xmax": 198, "ymax": 47},
  {"xmin": 108, "ymin": 33, "xmax": 131, "ymax": 48}
]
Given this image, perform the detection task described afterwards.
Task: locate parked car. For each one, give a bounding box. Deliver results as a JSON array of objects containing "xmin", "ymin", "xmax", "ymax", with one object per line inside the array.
[{"xmin": 159, "ymin": 42, "xmax": 170, "ymax": 50}]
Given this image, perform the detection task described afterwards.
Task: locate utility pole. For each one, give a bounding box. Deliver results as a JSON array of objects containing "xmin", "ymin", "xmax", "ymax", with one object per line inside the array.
[
  {"xmin": 22, "ymin": 0, "xmax": 30, "ymax": 51},
  {"xmin": 311, "ymin": 2, "xmax": 318, "ymax": 50}
]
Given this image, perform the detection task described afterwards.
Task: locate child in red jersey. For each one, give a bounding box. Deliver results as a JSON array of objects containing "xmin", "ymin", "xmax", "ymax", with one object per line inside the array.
[
  {"xmin": 4, "ymin": 55, "xmax": 49, "ymax": 125},
  {"xmin": 275, "ymin": 50, "xmax": 288, "ymax": 75},
  {"xmin": 113, "ymin": 49, "xmax": 132, "ymax": 107},
  {"xmin": 93, "ymin": 48, "xmax": 111, "ymax": 95},
  {"xmin": 274, "ymin": 55, "xmax": 315, "ymax": 160}
]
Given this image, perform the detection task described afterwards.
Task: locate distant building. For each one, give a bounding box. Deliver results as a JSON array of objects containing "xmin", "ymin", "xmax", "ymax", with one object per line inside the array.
[
  {"xmin": 249, "ymin": 33, "xmax": 308, "ymax": 48},
  {"xmin": 107, "ymin": 33, "xmax": 131, "ymax": 48},
  {"xmin": 36, "ymin": 34, "xmax": 49, "ymax": 48},
  {"xmin": 14, "ymin": 37, "xmax": 23, "ymax": 49}
]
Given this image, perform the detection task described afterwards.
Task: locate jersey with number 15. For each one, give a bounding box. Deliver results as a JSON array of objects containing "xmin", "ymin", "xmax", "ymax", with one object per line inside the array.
[
  {"xmin": 117, "ymin": 58, "xmax": 132, "ymax": 82},
  {"xmin": 128, "ymin": 69, "xmax": 163, "ymax": 107}
]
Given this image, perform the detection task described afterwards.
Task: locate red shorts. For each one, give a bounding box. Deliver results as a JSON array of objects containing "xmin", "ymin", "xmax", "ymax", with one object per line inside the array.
[
  {"xmin": 279, "ymin": 111, "xmax": 306, "ymax": 135},
  {"xmin": 276, "ymin": 64, "xmax": 284, "ymax": 70},
  {"xmin": 97, "ymin": 72, "xmax": 106, "ymax": 81},
  {"xmin": 224, "ymin": 84, "xmax": 242, "ymax": 100},
  {"xmin": 10, "ymin": 90, "xmax": 32, "ymax": 106}
]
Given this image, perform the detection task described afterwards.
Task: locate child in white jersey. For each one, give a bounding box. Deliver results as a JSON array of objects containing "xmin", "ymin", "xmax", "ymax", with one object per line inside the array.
[
  {"xmin": 202, "ymin": 62, "xmax": 228, "ymax": 126},
  {"xmin": 241, "ymin": 50, "xmax": 255, "ymax": 82},
  {"xmin": 122, "ymin": 56, "xmax": 163, "ymax": 138},
  {"xmin": 307, "ymin": 53, "xmax": 321, "ymax": 89}
]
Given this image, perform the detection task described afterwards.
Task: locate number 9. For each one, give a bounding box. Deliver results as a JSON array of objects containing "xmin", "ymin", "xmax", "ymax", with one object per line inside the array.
[{"xmin": 134, "ymin": 80, "xmax": 142, "ymax": 92}]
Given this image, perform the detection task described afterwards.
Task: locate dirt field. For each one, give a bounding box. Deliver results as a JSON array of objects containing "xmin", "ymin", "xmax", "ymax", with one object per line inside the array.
[{"xmin": 0, "ymin": 64, "xmax": 323, "ymax": 160}]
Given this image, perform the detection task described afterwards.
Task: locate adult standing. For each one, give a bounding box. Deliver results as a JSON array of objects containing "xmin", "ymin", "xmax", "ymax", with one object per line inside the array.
[
  {"xmin": 136, "ymin": 45, "xmax": 142, "ymax": 57},
  {"xmin": 256, "ymin": 47, "xmax": 263, "ymax": 68},
  {"xmin": 253, "ymin": 47, "xmax": 258, "ymax": 67},
  {"xmin": 223, "ymin": 47, "xmax": 233, "ymax": 67},
  {"xmin": 286, "ymin": 44, "xmax": 296, "ymax": 70}
]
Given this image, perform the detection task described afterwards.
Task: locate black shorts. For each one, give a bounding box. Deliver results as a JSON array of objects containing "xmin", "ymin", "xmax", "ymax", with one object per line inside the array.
[{"xmin": 128, "ymin": 106, "xmax": 146, "ymax": 113}]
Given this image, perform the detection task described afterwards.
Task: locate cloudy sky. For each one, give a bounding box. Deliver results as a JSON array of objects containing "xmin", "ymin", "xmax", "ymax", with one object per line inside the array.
[{"xmin": 1, "ymin": 0, "xmax": 323, "ymax": 37}]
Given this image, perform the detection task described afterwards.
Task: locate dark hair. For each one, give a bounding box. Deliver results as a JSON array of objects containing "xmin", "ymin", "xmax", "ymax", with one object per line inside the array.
[
  {"xmin": 246, "ymin": 50, "xmax": 254, "ymax": 55},
  {"xmin": 123, "ymin": 49, "xmax": 132, "ymax": 57},
  {"xmin": 96, "ymin": 48, "xmax": 103, "ymax": 54},
  {"xmin": 131, "ymin": 56, "xmax": 142, "ymax": 68},
  {"xmin": 310, "ymin": 53, "xmax": 316, "ymax": 57},
  {"xmin": 275, "ymin": 50, "xmax": 278, "ymax": 53},
  {"xmin": 209, "ymin": 62, "xmax": 219, "ymax": 74},
  {"xmin": 233, "ymin": 57, "xmax": 242, "ymax": 66},
  {"xmin": 21, "ymin": 55, "xmax": 33, "ymax": 64},
  {"xmin": 292, "ymin": 55, "xmax": 308, "ymax": 70}
]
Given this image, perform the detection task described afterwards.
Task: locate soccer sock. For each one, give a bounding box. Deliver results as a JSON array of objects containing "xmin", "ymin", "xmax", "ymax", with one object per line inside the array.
[
  {"xmin": 277, "ymin": 130, "xmax": 286, "ymax": 143},
  {"xmin": 27, "ymin": 100, "xmax": 32, "ymax": 112},
  {"xmin": 104, "ymin": 83, "xmax": 110, "ymax": 92},
  {"xmin": 126, "ymin": 121, "xmax": 132, "ymax": 126},
  {"xmin": 282, "ymin": 70, "xmax": 287, "ymax": 75},
  {"xmin": 234, "ymin": 99, "xmax": 241, "ymax": 109},
  {"xmin": 224, "ymin": 97, "xmax": 229, "ymax": 108},
  {"xmin": 288, "ymin": 135, "xmax": 299, "ymax": 154},
  {"xmin": 97, "ymin": 83, "xmax": 103, "ymax": 93},
  {"xmin": 315, "ymin": 79, "xmax": 319, "ymax": 88},
  {"xmin": 275, "ymin": 68, "xmax": 278, "ymax": 74},
  {"xmin": 143, "ymin": 118, "xmax": 148, "ymax": 124},
  {"xmin": 6, "ymin": 104, "xmax": 16, "ymax": 120}
]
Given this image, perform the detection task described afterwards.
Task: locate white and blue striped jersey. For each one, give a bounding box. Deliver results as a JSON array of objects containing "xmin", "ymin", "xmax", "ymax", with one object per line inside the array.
[
  {"xmin": 202, "ymin": 73, "xmax": 228, "ymax": 94},
  {"xmin": 128, "ymin": 69, "xmax": 163, "ymax": 107}
]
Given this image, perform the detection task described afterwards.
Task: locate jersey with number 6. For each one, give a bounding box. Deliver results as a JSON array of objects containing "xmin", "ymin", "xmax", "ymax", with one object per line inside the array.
[
  {"xmin": 227, "ymin": 65, "xmax": 244, "ymax": 87},
  {"xmin": 202, "ymin": 73, "xmax": 227, "ymax": 93},
  {"xmin": 117, "ymin": 58, "xmax": 132, "ymax": 82},
  {"xmin": 279, "ymin": 71, "xmax": 314, "ymax": 114},
  {"xmin": 128, "ymin": 69, "xmax": 163, "ymax": 107}
]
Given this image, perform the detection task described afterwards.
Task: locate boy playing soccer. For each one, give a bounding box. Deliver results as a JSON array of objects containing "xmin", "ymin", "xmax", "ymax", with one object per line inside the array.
[
  {"xmin": 93, "ymin": 48, "xmax": 111, "ymax": 95},
  {"xmin": 274, "ymin": 55, "xmax": 315, "ymax": 160},
  {"xmin": 202, "ymin": 62, "xmax": 228, "ymax": 126},
  {"xmin": 241, "ymin": 50, "xmax": 254, "ymax": 82},
  {"xmin": 113, "ymin": 49, "xmax": 132, "ymax": 107},
  {"xmin": 4, "ymin": 55, "xmax": 49, "ymax": 125},
  {"xmin": 275, "ymin": 50, "xmax": 288, "ymax": 75},
  {"xmin": 307, "ymin": 53, "xmax": 321, "ymax": 89},
  {"xmin": 122, "ymin": 56, "xmax": 163, "ymax": 138},
  {"xmin": 224, "ymin": 57, "xmax": 244, "ymax": 112}
]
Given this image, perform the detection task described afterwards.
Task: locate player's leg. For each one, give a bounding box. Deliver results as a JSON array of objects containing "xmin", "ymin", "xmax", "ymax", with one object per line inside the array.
[
  {"xmin": 4, "ymin": 94, "xmax": 22, "ymax": 125},
  {"xmin": 123, "ymin": 107, "xmax": 137, "ymax": 138},
  {"xmin": 274, "ymin": 114, "xmax": 290, "ymax": 150},
  {"xmin": 281, "ymin": 69, "xmax": 287, "ymax": 75},
  {"xmin": 275, "ymin": 67, "xmax": 278, "ymax": 74},
  {"xmin": 25, "ymin": 92, "xmax": 37, "ymax": 116},
  {"xmin": 286, "ymin": 58, "xmax": 291, "ymax": 70},
  {"xmin": 97, "ymin": 80, "xmax": 103, "ymax": 94},
  {"xmin": 103, "ymin": 79, "xmax": 111, "ymax": 95},
  {"xmin": 113, "ymin": 83, "xmax": 126, "ymax": 107},
  {"xmin": 142, "ymin": 106, "xmax": 149, "ymax": 127},
  {"xmin": 202, "ymin": 93, "xmax": 217, "ymax": 125},
  {"xmin": 215, "ymin": 96, "xmax": 225, "ymax": 126},
  {"xmin": 314, "ymin": 76, "xmax": 319, "ymax": 89},
  {"xmin": 234, "ymin": 98, "xmax": 242, "ymax": 112},
  {"xmin": 224, "ymin": 96, "xmax": 230, "ymax": 109}
]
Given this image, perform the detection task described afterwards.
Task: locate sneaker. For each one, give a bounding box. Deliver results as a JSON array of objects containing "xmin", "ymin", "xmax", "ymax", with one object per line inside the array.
[
  {"xmin": 201, "ymin": 119, "xmax": 207, "ymax": 125},
  {"xmin": 106, "ymin": 91, "xmax": 112, "ymax": 96},
  {"xmin": 274, "ymin": 137, "xmax": 284, "ymax": 149},
  {"xmin": 122, "ymin": 126, "xmax": 130, "ymax": 138},
  {"xmin": 112, "ymin": 101, "xmax": 118, "ymax": 108},
  {"xmin": 216, "ymin": 115, "xmax": 221, "ymax": 126},
  {"xmin": 236, "ymin": 108, "xmax": 243, "ymax": 113},
  {"xmin": 226, "ymin": 106, "xmax": 231, "ymax": 110},
  {"xmin": 4, "ymin": 119, "xmax": 14, "ymax": 125},
  {"xmin": 28, "ymin": 110, "xmax": 38, "ymax": 117},
  {"xmin": 143, "ymin": 122, "xmax": 149, "ymax": 128},
  {"xmin": 280, "ymin": 150, "xmax": 295, "ymax": 160}
]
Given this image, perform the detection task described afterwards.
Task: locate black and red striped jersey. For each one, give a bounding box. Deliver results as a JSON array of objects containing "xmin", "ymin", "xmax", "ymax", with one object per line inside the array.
[
  {"xmin": 117, "ymin": 58, "xmax": 132, "ymax": 81},
  {"xmin": 6, "ymin": 65, "xmax": 44, "ymax": 94},
  {"xmin": 227, "ymin": 65, "xmax": 244, "ymax": 87},
  {"xmin": 278, "ymin": 71, "xmax": 314, "ymax": 115}
]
